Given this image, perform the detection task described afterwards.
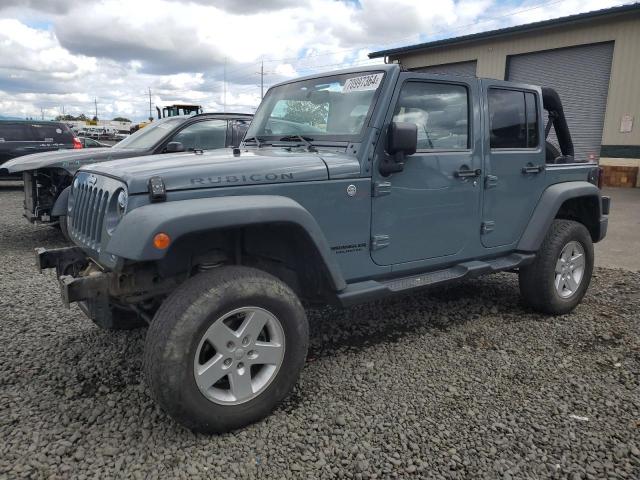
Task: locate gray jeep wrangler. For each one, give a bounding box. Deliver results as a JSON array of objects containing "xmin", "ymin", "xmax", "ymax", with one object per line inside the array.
[{"xmin": 36, "ymin": 65, "xmax": 609, "ymax": 433}]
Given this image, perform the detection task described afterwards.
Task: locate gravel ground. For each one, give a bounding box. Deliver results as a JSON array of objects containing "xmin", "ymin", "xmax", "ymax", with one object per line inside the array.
[{"xmin": 1, "ymin": 185, "xmax": 639, "ymax": 479}]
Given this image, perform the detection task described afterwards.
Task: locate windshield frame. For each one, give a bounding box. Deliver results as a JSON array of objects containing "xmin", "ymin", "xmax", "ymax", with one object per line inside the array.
[
  {"xmin": 244, "ymin": 70, "xmax": 386, "ymax": 144},
  {"xmin": 112, "ymin": 117, "xmax": 186, "ymax": 150}
]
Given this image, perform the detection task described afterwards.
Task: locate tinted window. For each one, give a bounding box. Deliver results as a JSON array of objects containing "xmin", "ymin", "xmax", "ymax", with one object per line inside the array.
[
  {"xmin": 171, "ymin": 120, "xmax": 228, "ymax": 150},
  {"xmin": 0, "ymin": 123, "xmax": 31, "ymax": 142},
  {"xmin": 30, "ymin": 123, "xmax": 73, "ymax": 143},
  {"xmin": 488, "ymin": 89, "xmax": 539, "ymax": 148},
  {"xmin": 392, "ymin": 82, "xmax": 469, "ymax": 150},
  {"xmin": 114, "ymin": 117, "xmax": 184, "ymax": 149}
]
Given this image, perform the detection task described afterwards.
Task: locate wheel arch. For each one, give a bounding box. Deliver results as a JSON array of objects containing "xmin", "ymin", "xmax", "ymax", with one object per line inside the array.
[
  {"xmin": 518, "ymin": 181, "xmax": 604, "ymax": 251},
  {"xmin": 105, "ymin": 195, "xmax": 346, "ymax": 295},
  {"xmin": 51, "ymin": 185, "xmax": 71, "ymax": 217}
]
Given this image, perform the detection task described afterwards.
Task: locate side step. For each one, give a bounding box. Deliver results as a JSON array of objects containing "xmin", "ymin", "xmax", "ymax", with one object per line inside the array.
[{"xmin": 336, "ymin": 253, "xmax": 534, "ymax": 307}]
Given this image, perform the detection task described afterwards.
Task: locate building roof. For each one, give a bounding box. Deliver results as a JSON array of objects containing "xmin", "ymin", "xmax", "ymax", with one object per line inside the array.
[{"xmin": 369, "ymin": 3, "xmax": 640, "ymax": 59}]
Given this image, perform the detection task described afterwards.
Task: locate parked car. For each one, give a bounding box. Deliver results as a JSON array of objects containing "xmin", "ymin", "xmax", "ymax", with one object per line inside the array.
[
  {"xmin": 0, "ymin": 120, "xmax": 81, "ymax": 178},
  {"xmin": 36, "ymin": 65, "xmax": 608, "ymax": 433},
  {"xmin": 79, "ymin": 137, "xmax": 112, "ymax": 148},
  {"xmin": 3, "ymin": 112, "xmax": 252, "ymax": 228}
]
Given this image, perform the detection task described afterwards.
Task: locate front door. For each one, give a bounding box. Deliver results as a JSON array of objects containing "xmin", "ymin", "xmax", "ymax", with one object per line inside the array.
[
  {"xmin": 371, "ymin": 74, "xmax": 482, "ymax": 267},
  {"xmin": 480, "ymin": 80, "xmax": 547, "ymax": 248}
]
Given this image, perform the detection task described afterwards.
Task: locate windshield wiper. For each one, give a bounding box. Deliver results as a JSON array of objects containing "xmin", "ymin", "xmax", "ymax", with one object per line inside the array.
[
  {"xmin": 279, "ymin": 135, "xmax": 317, "ymax": 152},
  {"xmin": 243, "ymin": 136, "xmax": 264, "ymax": 147}
]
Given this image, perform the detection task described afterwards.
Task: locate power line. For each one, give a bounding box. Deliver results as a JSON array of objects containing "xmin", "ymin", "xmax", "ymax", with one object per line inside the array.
[{"xmin": 217, "ymin": 0, "xmax": 573, "ymax": 80}]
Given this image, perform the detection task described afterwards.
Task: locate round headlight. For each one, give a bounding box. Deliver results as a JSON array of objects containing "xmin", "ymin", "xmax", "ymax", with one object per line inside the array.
[
  {"xmin": 73, "ymin": 177, "xmax": 79, "ymax": 189},
  {"xmin": 116, "ymin": 190, "xmax": 128, "ymax": 217}
]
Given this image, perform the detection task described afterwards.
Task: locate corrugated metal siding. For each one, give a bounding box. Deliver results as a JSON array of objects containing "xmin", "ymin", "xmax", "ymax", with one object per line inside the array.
[
  {"xmin": 413, "ymin": 60, "xmax": 477, "ymax": 77},
  {"xmin": 507, "ymin": 42, "xmax": 614, "ymax": 162}
]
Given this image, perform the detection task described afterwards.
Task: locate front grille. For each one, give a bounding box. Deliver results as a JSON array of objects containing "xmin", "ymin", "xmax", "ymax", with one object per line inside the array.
[{"xmin": 69, "ymin": 173, "xmax": 122, "ymax": 252}]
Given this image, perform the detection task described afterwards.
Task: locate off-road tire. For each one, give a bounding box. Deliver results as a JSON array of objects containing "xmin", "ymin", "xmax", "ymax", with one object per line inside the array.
[
  {"xmin": 143, "ymin": 266, "xmax": 308, "ymax": 433},
  {"xmin": 519, "ymin": 219, "xmax": 594, "ymax": 315}
]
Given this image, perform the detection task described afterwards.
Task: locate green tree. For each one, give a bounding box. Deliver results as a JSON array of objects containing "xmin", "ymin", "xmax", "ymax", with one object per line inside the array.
[
  {"xmin": 112, "ymin": 116, "xmax": 131, "ymax": 122},
  {"xmin": 282, "ymin": 100, "xmax": 328, "ymax": 127}
]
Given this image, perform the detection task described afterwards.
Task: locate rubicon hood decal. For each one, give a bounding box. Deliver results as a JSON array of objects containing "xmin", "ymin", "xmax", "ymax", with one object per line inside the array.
[{"xmin": 82, "ymin": 148, "xmax": 330, "ymax": 193}]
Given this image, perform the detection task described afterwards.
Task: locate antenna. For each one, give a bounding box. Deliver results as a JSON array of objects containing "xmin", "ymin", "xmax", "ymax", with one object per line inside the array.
[{"xmin": 148, "ymin": 88, "xmax": 153, "ymax": 121}]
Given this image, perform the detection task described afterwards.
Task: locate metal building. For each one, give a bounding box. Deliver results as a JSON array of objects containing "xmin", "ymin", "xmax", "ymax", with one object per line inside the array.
[{"xmin": 369, "ymin": 4, "xmax": 640, "ymax": 187}]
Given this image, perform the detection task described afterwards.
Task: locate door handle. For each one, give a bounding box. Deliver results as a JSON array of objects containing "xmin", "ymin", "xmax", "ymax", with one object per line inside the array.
[
  {"xmin": 522, "ymin": 164, "xmax": 545, "ymax": 174},
  {"xmin": 455, "ymin": 167, "xmax": 481, "ymax": 178}
]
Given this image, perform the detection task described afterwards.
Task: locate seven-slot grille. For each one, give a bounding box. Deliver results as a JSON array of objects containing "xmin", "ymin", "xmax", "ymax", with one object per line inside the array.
[{"xmin": 69, "ymin": 174, "xmax": 111, "ymax": 250}]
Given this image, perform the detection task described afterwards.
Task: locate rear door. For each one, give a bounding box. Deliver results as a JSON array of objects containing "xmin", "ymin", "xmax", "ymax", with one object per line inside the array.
[{"xmin": 480, "ymin": 80, "xmax": 546, "ymax": 248}]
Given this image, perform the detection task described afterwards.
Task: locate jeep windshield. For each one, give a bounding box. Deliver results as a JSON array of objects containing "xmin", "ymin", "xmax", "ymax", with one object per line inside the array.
[
  {"xmin": 113, "ymin": 117, "xmax": 185, "ymax": 150},
  {"xmin": 245, "ymin": 71, "xmax": 385, "ymax": 143}
]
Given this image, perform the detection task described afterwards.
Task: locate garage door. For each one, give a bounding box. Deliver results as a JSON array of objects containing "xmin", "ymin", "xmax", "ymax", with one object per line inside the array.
[
  {"xmin": 414, "ymin": 60, "xmax": 477, "ymax": 77},
  {"xmin": 507, "ymin": 42, "xmax": 614, "ymax": 162}
]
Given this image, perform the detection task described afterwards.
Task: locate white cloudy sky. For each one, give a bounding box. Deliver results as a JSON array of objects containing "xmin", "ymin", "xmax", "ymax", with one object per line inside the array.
[{"xmin": 0, "ymin": 0, "xmax": 631, "ymax": 121}]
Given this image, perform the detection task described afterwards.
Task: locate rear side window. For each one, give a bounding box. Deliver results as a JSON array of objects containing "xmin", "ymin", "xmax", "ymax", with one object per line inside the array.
[
  {"xmin": 30, "ymin": 123, "xmax": 74, "ymax": 143},
  {"xmin": 0, "ymin": 123, "xmax": 32, "ymax": 142},
  {"xmin": 488, "ymin": 89, "xmax": 539, "ymax": 148},
  {"xmin": 392, "ymin": 81, "xmax": 469, "ymax": 150}
]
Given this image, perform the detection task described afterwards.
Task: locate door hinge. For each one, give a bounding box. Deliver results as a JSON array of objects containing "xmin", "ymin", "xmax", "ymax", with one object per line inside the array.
[
  {"xmin": 481, "ymin": 221, "xmax": 495, "ymax": 234},
  {"xmin": 371, "ymin": 234, "xmax": 391, "ymax": 250},
  {"xmin": 372, "ymin": 181, "xmax": 392, "ymax": 197},
  {"xmin": 484, "ymin": 175, "xmax": 498, "ymax": 189}
]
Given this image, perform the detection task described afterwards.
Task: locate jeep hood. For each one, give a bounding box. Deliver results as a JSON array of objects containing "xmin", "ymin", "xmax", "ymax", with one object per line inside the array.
[
  {"xmin": 3, "ymin": 147, "xmax": 146, "ymax": 173},
  {"xmin": 83, "ymin": 148, "xmax": 360, "ymax": 194}
]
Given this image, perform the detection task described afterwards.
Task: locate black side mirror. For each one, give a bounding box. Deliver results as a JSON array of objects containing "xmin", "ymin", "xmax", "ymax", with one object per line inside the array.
[
  {"xmin": 165, "ymin": 141, "xmax": 185, "ymax": 153},
  {"xmin": 380, "ymin": 122, "xmax": 417, "ymax": 176},
  {"xmin": 387, "ymin": 122, "xmax": 417, "ymax": 156}
]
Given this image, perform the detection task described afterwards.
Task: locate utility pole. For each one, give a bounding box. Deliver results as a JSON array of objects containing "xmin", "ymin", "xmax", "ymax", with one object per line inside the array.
[
  {"xmin": 41, "ymin": 107, "xmax": 44, "ymax": 120},
  {"xmin": 94, "ymin": 98, "xmax": 98, "ymax": 120},
  {"xmin": 256, "ymin": 60, "xmax": 273, "ymax": 99},
  {"xmin": 148, "ymin": 87, "xmax": 153, "ymax": 121}
]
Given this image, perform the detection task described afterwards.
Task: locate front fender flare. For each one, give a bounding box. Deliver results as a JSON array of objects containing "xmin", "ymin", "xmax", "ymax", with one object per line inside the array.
[
  {"xmin": 51, "ymin": 186, "xmax": 71, "ymax": 217},
  {"xmin": 106, "ymin": 195, "xmax": 346, "ymax": 291},
  {"xmin": 517, "ymin": 181, "xmax": 602, "ymax": 251}
]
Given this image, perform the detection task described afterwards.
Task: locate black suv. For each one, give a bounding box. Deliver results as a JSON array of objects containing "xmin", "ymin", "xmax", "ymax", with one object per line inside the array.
[
  {"xmin": 0, "ymin": 120, "xmax": 80, "ymax": 178},
  {"xmin": 2, "ymin": 112, "xmax": 252, "ymax": 229}
]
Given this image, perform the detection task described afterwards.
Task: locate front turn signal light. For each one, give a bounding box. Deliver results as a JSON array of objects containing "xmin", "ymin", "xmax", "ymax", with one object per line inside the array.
[{"xmin": 153, "ymin": 232, "xmax": 171, "ymax": 250}]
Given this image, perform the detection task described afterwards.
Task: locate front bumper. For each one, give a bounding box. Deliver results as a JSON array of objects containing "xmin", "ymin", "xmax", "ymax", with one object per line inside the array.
[{"xmin": 35, "ymin": 246, "xmax": 114, "ymax": 307}]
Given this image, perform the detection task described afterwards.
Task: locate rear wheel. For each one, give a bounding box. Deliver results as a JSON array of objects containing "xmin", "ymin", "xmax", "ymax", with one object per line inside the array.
[
  {"xmin": 143, "ymin": 266, "xmax": 308, "ymax": 433},
  {"xmin": 519, "ymin": 219, "xmax": 594, "ymax": 315}
]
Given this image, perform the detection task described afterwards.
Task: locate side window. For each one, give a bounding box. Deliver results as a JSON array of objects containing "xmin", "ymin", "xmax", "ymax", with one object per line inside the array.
[
  {"xmin": 0, "ymin": 123, "xmax": 33, "ymax": 142},
  {"xmin": 171, "ymin": 120, "xmax": 228, "ymax": 150},
  {"xmin": 488, "ymin": 89, "xmax": 539, "ymax": 149},
  {"xmin": 31, "ymin": 124, "xmax": 73, "ymax": 143},
  {"xmin": 392, "ymin": 81, "xmax": 469, "ymax": 150}
]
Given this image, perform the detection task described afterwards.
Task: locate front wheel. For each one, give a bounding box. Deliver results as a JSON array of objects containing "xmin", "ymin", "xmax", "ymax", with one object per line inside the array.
[
  {"xmin": 143, "ymin": 266, "xmax": 308, "ymax": 433},
  {"xmin": 519, "ymin": 219, "xmax": 594, "ymax": 315}
]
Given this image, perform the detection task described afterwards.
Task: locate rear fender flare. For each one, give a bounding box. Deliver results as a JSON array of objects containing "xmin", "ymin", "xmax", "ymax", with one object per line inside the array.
[
  {"xmin": 105, "ymin": 195, "xmax": 346, "ymax": 291},
  {"xmin": 518, "ymin": 181, "xmax": 602, "ymax": 251}
]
